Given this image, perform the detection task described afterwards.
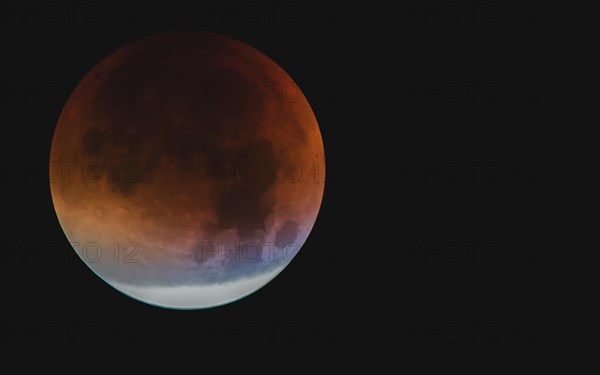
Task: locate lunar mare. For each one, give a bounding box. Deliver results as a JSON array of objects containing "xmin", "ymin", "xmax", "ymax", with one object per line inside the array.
[{"xmin": 50, "ymin": 32, "xmax": 325, "ymax": 309}]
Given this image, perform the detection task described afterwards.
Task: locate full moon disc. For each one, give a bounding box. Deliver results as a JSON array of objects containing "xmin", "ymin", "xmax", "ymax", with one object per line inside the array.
[{"xmin": 49, "ymin": 32, "xmax": 325, "ymax": 309}]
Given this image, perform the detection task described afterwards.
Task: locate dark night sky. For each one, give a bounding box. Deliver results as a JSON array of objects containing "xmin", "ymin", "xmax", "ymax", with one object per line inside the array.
[{"xmin": 0, "ymin": 1, "xmax": 593, "ymax": 374}]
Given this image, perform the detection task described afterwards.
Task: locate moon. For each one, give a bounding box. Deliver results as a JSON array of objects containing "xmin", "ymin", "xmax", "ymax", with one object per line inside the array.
[{"xmin": 49, "ymin": 32, "xmax": 325, "ymax": 309}]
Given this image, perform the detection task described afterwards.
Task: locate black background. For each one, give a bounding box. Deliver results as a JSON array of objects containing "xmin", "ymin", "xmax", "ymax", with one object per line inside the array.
[{"xmin": 0, "ymin": 1, "xmax": 592, "ymax": 374}]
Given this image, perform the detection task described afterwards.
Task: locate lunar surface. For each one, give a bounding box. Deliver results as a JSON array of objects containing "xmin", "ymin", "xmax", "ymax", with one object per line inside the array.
[{"xmin": 49, "ymin": 32, "xmax": 325, "ymax": 309}]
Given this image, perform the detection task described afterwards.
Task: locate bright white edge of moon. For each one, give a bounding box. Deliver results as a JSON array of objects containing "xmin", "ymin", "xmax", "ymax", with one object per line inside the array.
[{"xmin": 109, "ymin": 266, "xmax": 284, "ymax": 309}]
